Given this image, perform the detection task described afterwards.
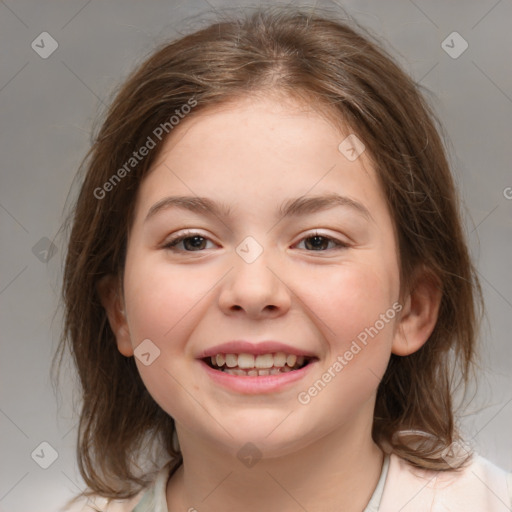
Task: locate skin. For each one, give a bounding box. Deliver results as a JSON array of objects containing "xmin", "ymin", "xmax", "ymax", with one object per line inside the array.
[{"xmin": 100, "ymin": 94, "xmax": 441, "ymax": 512}]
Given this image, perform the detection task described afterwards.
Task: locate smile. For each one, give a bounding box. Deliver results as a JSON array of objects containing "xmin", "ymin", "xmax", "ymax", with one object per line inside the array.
[{"xmin": 204, "ymin": 352, "xmax": 312, "ymax": 376}]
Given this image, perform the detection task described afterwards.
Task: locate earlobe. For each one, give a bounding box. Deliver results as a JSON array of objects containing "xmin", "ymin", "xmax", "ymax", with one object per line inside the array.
[
  {"xmin": 392, "ymin": 268, "xmax": 442, "ymax": 356},
  {"xmin": 96, "ymin": 275, "xmax": 134, "ymax": 357}
]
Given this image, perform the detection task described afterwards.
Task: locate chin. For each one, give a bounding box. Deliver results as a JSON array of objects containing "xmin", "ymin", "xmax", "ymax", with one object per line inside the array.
[{"xmin": 211, "ymin": 415, "xmax": 316, "ymax": 458}]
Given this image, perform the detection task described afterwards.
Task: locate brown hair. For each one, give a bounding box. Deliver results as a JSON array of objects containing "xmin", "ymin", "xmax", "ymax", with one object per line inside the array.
[{"xmin": 53, "ymin": 5, "xmax": 482, "ymax": 503}]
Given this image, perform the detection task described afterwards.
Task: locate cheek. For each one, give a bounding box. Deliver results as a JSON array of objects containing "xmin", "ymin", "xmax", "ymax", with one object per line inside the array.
[
  {"xmin": 122, "ymin": 264, "xmax": 178, "ymax": 410},
  {"xmin": 123, "ymin": 252, "xmax": 213, "ymax": 346},
  {"xmin": 300, "ymin": 258, "xmax": 399, "ymax": 402},
  {"xmin": 121, "ymin": 253, "xmax": 221, "ymax": 418},
  {"xmin": 305, "ymin": 262, "xmax": 398, "ymax": 345},
  {"xmin": 295, "ymin": 266, "xmax": 399, "ymax": 418}
]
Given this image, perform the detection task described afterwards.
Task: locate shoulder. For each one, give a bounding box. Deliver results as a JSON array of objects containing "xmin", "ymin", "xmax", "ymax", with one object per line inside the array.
[
  {"xmin": 61, "ymin": 461, "xmax": 175, "ymax": 512},
  {"xmin": 379, "ymin": 452, "xmax": 512, "ymax": 512},
  {"xmin": 60, "ymin": 492, "xmax": 145, "ymax": 512}
]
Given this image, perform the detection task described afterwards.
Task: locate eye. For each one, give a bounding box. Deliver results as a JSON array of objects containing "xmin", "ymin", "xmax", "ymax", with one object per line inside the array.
[
  {"xmin": 162, "ymin": 230, "xmax": 349, "ymax": 253},
  {"xmin": 294, "ymin": 232, "xmax": 349, "ymax": 251},
  {"xmin": 163, "ymin": 231, "xmax": 215, "ymax": 252}
]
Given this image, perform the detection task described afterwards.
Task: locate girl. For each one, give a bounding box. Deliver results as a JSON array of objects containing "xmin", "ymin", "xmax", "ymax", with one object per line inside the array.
[{"xmin": 56, "ymin": 6, "xmax": 512, "ymax": 512}]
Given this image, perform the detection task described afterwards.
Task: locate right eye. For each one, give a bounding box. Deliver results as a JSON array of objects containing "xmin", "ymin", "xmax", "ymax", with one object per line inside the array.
[{"xmin": 163, "ymin": 231, "xmax": 216, "ymax": 252}]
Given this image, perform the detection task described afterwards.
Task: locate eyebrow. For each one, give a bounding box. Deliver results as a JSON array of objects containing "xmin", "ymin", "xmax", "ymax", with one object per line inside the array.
[{"xmin": 145, "ymin": 193, "xmax": 372, "ymax": 223}]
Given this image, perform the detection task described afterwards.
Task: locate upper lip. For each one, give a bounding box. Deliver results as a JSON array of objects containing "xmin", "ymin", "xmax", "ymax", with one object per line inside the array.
[{"xmin": 197, "ymin": 340, "xmax": 317, "ymax": 359}]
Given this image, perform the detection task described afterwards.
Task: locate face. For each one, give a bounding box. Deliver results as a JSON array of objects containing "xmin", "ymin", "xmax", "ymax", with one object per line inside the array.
[{"xmin": 112, "ymin": 94, "xmax": 404, "ymax": 458}]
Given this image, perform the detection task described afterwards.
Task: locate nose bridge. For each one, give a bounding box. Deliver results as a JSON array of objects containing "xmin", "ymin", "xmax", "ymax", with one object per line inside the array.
[{"xmin": 218, "ymin": 235, "xmax": 290, "ymax": 317}]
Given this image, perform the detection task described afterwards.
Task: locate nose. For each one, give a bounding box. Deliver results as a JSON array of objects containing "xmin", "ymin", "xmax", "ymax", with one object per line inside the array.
[{"xmin": 217, "ymin": 248, "xmax": 292, "ymax": 319}]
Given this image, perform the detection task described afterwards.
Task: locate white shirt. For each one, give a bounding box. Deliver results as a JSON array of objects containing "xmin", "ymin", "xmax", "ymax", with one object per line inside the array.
[
  {"xmin": 75, "ymin": 453, "xmax": 512, "ymax": 512},
  {"xmin": 131, "ymin": 456, "xmax": 390, "ymax": 511}
]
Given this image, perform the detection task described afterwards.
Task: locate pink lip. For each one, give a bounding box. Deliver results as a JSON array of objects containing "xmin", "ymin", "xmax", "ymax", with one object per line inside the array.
[
  {"xmin": 197, "ymin": 340, "xmax": 316, "ymax": 359},
  {"xmin": 199, "ymin": 359, "xmax": 317, "ymax": 394}
]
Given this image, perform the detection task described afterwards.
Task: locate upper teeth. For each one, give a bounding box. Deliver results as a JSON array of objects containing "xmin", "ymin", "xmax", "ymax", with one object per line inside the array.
[{"xmin": 210, "ymin": 352, "xmax": 305, "ymax": 369}]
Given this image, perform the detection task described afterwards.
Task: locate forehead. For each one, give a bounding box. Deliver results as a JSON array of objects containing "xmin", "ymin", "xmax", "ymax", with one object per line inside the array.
[
  {"xmin": 156, "ymin": 94, "xmax": 355, "ymax": 163},
  {"xmin": 134, "ymin": 94, "xmax": 386, "ymax": 224}
]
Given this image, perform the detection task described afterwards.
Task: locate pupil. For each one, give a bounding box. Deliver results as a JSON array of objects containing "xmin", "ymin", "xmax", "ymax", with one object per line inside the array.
[
  {"xmin": 185, "ymin": 236, "xmax": 205, "ymax": 250},
  {"xmin": 306, "ymin": 236, "xmax": 327, "ymax": 250}
]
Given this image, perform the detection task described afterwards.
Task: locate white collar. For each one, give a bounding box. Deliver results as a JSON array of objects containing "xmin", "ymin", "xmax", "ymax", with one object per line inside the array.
[{"xmin": 132, "ymin": 454, "xmax": 391, "ymax": 512}]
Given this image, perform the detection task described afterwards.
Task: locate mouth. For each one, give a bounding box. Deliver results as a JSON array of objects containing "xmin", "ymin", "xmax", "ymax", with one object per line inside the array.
[{"xmin": 202, "ymin": 352, "xmax": 314, "ymax": 376}]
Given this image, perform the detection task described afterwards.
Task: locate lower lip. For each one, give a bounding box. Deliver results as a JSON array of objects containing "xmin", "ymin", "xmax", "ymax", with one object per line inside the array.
[{"xmin": 199, "ymin": 360, "xmax": 316, "ymax": 394}]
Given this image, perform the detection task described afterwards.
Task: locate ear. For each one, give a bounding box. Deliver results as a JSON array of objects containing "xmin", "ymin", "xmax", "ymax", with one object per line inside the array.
[
  {"xmin": 96, "ymin": 275, "xmax": 134, "ymax": 357},
  {"xmin": 392, "ymin": 267, "xmax": 442, "ymax": 356}
]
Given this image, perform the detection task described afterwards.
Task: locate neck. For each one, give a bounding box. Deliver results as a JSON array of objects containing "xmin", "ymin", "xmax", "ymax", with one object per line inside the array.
[{"xmin": 166, "ymin": 415, "xmax": 384, "ymax": 512}]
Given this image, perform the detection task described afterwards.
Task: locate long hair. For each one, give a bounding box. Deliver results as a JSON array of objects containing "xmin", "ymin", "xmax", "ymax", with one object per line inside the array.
[{"xmin": 53, "ymin": 5, "xmax": 482, "ymax": 501}]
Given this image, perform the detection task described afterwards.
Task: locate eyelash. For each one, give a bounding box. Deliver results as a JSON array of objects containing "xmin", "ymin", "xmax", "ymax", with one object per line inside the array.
[{"xmin": 162, "ymin": 230, "xmax": 349, "ymax": 253}]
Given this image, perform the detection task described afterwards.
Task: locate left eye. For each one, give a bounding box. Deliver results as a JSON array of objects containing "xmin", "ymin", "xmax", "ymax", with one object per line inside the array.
[
  {"xmin": 163, "ymin": 233, "xmax": 214, "ymax": 252},
  {"xmin": 295, "ymin": 233, "xmax": 348, "ymax": 251},
  {"xmin": 163, "ymin": 231, "xmax": 348, "ymax": 252}
]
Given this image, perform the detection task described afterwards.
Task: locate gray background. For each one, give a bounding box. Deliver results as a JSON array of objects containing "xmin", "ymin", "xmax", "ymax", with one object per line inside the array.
[{"xmin": 0, "ymin": 1, "xmax": 511, "ymax": 511}]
